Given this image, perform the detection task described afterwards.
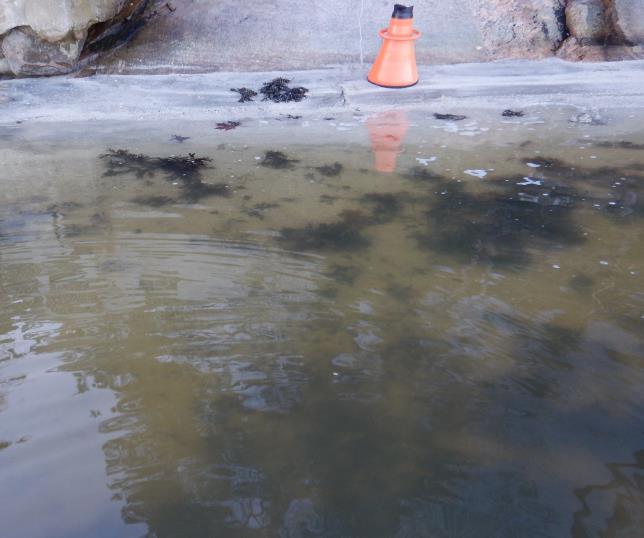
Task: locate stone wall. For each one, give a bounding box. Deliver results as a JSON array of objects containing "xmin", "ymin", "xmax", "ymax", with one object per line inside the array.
[{"xmin": 1, "ymin": 0, "xmax": 643, "ymax": 77}]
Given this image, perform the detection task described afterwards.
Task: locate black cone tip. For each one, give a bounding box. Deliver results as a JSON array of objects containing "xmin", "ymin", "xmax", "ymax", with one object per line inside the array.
[{"xmin": 392, "ymin": 4, "xmax": 413, "ymax": 19}]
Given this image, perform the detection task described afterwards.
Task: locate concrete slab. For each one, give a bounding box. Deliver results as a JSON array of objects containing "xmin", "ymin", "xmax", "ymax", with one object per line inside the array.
[{"xmin": 2, "ymin": 59, "xmax": 644, "ymax": 125}]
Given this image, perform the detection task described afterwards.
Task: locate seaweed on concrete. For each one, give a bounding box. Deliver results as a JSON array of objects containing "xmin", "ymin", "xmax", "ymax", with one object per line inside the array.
[
  {"xmin": 260, "ymin": 78, "xmax": 309, "ymax": 103},
  {"xmin": 434, "ymin": 113, "xmax": 467, "ymax": 121},
  {"xmin": 230, "ymin": 87, "xmax": 258, "ymax": 103},
  {"xmin": 216, "ymin": 121, "xmax": 241, "ymax": 131}
]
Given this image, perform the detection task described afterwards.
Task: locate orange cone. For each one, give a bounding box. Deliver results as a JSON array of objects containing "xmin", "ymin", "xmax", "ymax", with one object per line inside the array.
[
  {"xmin": 367, "ymin": 110, "xmax": 409, "ymax": 173},
  {"xmin": 368, "ymin": 4, "xmax": 421, "ymax": 88}
]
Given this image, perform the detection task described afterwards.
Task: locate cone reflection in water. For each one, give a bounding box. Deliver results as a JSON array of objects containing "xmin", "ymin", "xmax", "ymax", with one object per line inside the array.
[
  {"xmin": 367, "ymin": 110, "xmax": 409, "ymax": 173},
  {"xmin": 368, "ymin": 4, "xmax": 421, "ymax": 88}
]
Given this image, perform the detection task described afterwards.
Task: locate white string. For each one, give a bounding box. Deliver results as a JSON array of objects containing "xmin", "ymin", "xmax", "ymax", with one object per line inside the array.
[{"xmin": 359, "ymin": 0, "xmax": 365, "ymax": 66}]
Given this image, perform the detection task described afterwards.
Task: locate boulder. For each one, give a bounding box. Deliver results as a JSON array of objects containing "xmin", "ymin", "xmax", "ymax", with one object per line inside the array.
[
  {"xmin": 0, "ymin": 0, "xmax": 127, "ymax": 41},
  {"xmin": 2, "ymin": 27, "xmax": 82, "ymax": 76},
  {"xmin": 611, "ymin": 0, "xmax": 644, "ymax": 44},
  {"xmin": 0, "ymin": 0, "xmax": 141, "ymax": 76},
  {"xmin": 566, "ymin": 0, "xmax": 607, "ymax": 41},
  {"xmin": 472, "ymin": 0, "xmax": 568, "ymax": 58}
]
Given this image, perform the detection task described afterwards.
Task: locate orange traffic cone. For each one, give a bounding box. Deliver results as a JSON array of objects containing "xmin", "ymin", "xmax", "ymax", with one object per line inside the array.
[
  {"xmin": 368, "ymin": 4, "xmax": 421, "ymax": 88},
  {"xmin": 367, "ymin": 110, "xmax": 409, "ymax": 173}
]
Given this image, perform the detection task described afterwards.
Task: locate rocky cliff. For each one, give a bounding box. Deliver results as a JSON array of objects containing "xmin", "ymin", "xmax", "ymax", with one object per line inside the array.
[{"xmin": 1, "ymin": 0, "xmax": 642, "ymax": 77}]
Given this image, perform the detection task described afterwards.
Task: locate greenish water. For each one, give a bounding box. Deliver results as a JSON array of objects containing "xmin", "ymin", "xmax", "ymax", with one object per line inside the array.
[{"xmin": 0, "ymin": 110, "xmax": 643, "ymax": 537}]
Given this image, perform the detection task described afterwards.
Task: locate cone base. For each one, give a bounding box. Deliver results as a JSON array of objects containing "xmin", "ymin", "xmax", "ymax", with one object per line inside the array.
[{"xmin": 367, "ymin": 77, "xmax": 419, "ymax": 89}]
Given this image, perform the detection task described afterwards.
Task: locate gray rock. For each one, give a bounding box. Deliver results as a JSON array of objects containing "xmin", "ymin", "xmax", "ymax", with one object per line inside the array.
[
  {"xmin": 1, "ymin": 27, "xmax": 82, "ymax": 76},
  {"xmin": 612, "ymin": 0, "xmax": 644, "ymax": 44},
  {"xmin": 472, "ymin": 0, "xmax": 568, "ymax": 56},
  {"xmin": 0, "ymin": 0, "xmax": 127, "ymax": 40},
  {"xmin": 566, "ymin": 0, "xmax": 607, "ymax": 41},
  {"xmin": 0, "ymin": 0, "xmax": 142, "ymax": 76}
]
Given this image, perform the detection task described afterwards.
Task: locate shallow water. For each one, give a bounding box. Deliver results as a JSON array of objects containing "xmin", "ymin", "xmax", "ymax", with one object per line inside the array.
[{"xmin": 1, "ymin": 108, "xmax": 643, "ymax": 537}]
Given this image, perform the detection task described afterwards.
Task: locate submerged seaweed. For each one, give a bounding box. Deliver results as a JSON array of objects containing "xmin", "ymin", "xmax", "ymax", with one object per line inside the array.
[
  {"xmin": 361, "ymin": 192, "xmax": 403, "ymax": 223},
  {"xmin": 325, "ymin": 264, "xmax": 361, "ymax": 285},
  {"xmin": 280, "ymin": 210, "xmax": 371, "ymax": 251},
  {"xmin": 261, "ymin": 150, "xmax": 299, "ymax": 169},
  {"xmin": 130, "ymin": 195, "xmax": 176, "ymax": 207},
  {"xmin": 100, "ymin": 149, "xmax": 229, "ymax": 202},
  {"xmin": 594, "ymin": 141, "xmax": 644, "ymax": 150},
  {"xmin": 315, "ymin": 163, "xmax": 343, "ymax": 177},
  {"xmin": 502, "ymin": 109, "xmax": 524, "ymax": 117},
  {"xmin": 416, "ymin": 179, "xmax": 585, "ymax": 267},
  {"xmin": 243, "ymin": 202, "xmax": 280, "ymax": 220},
  {"xmin": 260, "ymin": 78, "xmax": 309, "ymax": 103},
  {"xmin": 404, "ymin": 167, "xmax": 445, "ymax": 183}
]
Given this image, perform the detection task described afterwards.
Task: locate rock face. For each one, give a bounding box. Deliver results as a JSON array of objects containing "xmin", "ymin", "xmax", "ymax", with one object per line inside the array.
[
  {"xmin": 473, "ymin": 0, "xmax": 567, "ymax": 58},
  {"xmin": 611, "ymin": 0, "xmax": 644, "ymax": 44},
  {"xmin": 566, "ymin": 0, "xmax": 608, "ymax": 42},
  {"xmin": 0, "ymin": 0, "xmax": 146, "ymax": 76},
  {"xmin": 0, "ymin": 0, "xmax": 643, "ymax": 77}
]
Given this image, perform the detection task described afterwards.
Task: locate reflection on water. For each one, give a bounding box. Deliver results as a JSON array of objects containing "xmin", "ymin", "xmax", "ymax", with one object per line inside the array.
[{"xmin": 1, "ymin": 111, "xmax": 643, "ymax": 537}]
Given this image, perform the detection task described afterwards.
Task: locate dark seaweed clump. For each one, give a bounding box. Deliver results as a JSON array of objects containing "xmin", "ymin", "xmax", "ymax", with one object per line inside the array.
[
  {"xmin": 404, "ymin": 167, "xmax": 444, "ymax": 183},
  {"xmin": 216, "ymin": 121, "xmax": 241, "ymax": 131},
  {"xmin": 280, "ymin": 210, "xmax": 371, "ymax": 251},
  {"xmin": 594, "ymin": 141, "xmax": 644, "ymax": 150},
  {"xmin": 434, "ymin": 113, "xmax": 467, "ymax": 121},
  {"xmin": 519, "ymin": 156, "xmax": 643, "ymax": 218},
  {"xmin": 130, "ymin": 195, "xmax": 175, "ymax": 207},
  {"xmin": 101, "ymin": 149, "xmax": 230, "ymax": 202},
  {"xmin": 416, "ymin": 179, "xmax": 585, "ymax": 267},
  {"xmin": 260, "ymin": 78, "xmax": 309, "ymax": 103},
  {"xmin": 315, "ymin": 162, "xmax": 343, "ymax": 177},
  {"xmin": 361, "ymin": 192, "xmax": 403, "ymax": 223},
  {"xmin": 230, "ymin": 87, "xmax": 258, "ymax": 103},
  {"xmin": 325, "ymin": 264, "xmax": 361, "ymax": 285},
  {"xmin": 502, "ymin": 109, "xmax": 524, "ymax": 117},
  {"xmin": 569, "ymin": 273, "xmax": 594, "ymax": 293},
  {"xmin": 261, "ymin": 150, "xmax": 299, "ymax": 169},
  {"xmin": 243, "ymin": 202, "xmax": 280, "ymax": 220}
]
